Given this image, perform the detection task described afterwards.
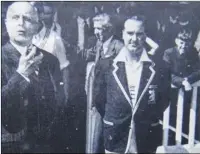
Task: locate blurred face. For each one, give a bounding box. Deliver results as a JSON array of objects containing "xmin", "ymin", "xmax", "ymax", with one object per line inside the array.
[
  {"xmin": 93, "ymin": 21, "xmax": 111, "ymax": 42},
  {"xmin": 5, "ymin": 2, "xmax": 39, "ymax": 46},
  {"xmin": 175, "ymin": 37, "xmax": 191, "ymax": 53},
  {"xmin": 123, "ymin": 19, "xmax": 146, "ymax": 54},
  {"xmin": 43, "ymin": 5, "xmax": 54, "ymax": 27}
]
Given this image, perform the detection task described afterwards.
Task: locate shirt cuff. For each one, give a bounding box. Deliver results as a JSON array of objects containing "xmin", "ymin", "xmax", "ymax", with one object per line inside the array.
[{"xmin": 60, "ymin": 61, "xmax": 70, "ymax": 70}]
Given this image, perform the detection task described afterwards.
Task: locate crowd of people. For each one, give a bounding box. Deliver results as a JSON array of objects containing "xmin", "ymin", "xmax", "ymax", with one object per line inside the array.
[{"xmin": 1, "ymin": 1, "xmax": 200, "ymax": 153}]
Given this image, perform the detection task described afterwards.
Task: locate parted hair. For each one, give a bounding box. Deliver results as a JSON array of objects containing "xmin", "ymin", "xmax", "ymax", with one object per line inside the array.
[{"xmin": 93, "ymin": 13, "xmax": 113, "ymax": 29}]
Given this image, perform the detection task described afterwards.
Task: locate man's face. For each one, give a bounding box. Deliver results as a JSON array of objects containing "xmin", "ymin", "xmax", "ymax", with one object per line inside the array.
[
  {"xmin": 123, "ymin": 20, "xmax": 145, "ymax": 54},
  {"xmin": 93, "ymin": 21, "xmax": 110, "ymax": 42},
  {"xmin": 175, "ymin": 37, "xmax": 191, "ymax": 53},
  {"xmin": 5, "ymin": 2, "xmax": 39, "ymax": 46}
]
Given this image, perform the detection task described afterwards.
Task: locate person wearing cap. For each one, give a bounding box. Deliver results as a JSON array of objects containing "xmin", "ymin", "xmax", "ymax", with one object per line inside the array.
[{"xmin": 163, "ymin": 26, "xmax": 200, "ymax": 145}]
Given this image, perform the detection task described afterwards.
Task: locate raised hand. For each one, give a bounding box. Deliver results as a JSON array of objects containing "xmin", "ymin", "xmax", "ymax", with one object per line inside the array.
[{"xmin": 16, "ymin": 45, "xmax": 43, "ymax": 78}]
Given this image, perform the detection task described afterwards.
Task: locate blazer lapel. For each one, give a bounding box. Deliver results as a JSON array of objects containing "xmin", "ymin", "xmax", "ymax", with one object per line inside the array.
[
  {"xmin": 101, "ymin": 36, "xmax": 116, "ymax": 59},
  {"xmin": 112, "ymin": 61, "xmax": 132, "ymax": 107},
  {"xmin": 136, "ymin": 62, "xmax": 156, "ymax": 107}
]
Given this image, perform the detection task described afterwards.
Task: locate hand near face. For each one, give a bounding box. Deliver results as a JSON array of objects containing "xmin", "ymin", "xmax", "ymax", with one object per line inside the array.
[{"xmin": 17, "ymin": 46, "xmax": 43, "ymax": 78}]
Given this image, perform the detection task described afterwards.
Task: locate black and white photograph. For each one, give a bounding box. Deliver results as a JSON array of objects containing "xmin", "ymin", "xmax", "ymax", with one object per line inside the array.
[{"xmin": 1, "ymin": 1, "xmax": 200, "ymax": 153}]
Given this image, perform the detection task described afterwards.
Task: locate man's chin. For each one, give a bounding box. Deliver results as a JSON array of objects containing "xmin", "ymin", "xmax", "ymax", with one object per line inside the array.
[{"xmin": 14, "ymin": 38, "xmax": 30, "ymax": 45}]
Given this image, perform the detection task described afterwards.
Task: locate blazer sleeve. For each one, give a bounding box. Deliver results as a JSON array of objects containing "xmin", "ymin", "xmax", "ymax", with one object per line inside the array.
[
  {"xmin": 187, "ymin": 54, "xmax": 200, "ymax": 84},
  {"xmin": 2, "ymin": 62, "xmax": 30, "ymax": 133},
  {"xmin": 48, "ymin": 54, "xmax": 66, "ymax": 107},
  {"xmin": 155, "ymin": 60, "xmax": 171, "ymax": 121},
  {"xmin": 2, "ymin": 72, "xmax": 30, "ymax": 101},
  {"xmin": 93, "ymin": 60, "xmax": 107, "ymax": 117},
  {"xmin": 1, "ymin": 51, "xmax": 30, "ymax": 108},
  {"xmin": 163, "ymin": 49, "xmax": 184, "ymax": 88},
  {"xmin": 187, "ymin": 69, "xmax": 200, "ymax": 84}
]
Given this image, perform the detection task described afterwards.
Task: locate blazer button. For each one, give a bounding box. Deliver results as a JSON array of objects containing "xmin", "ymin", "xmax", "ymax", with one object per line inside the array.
[
  {"xmin": 109, "ymin": 135, "xmax": 112, "ymax": 140},
  {"xmin": 41, "ymin": 96, "xmax": 45, "ymax": 99}
]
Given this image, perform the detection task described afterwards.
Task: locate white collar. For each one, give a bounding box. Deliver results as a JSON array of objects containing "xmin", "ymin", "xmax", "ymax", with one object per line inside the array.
[
  {"xmin": 114, "ymin": 47, "xmax": 152, "ymax": 64},
  {"xmin": 10, "ymin": 41, "xmax": 27, "ymax": 55},
  {"xmin": 33, "ymin": 26, "xmax": 47, "ymax": 41}
]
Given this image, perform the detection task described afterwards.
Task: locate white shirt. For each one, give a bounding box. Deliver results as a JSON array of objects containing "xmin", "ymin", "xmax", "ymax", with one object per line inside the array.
[
  {"xmin": 10, "ymin": 41, "xmax": 27, "ymax": 55},
  {"xmin": 114, "ymin": 47, "xmax": 152, "ymax": 107},
  {"xmin": 195, "ymin": 30, "xmax": 200, "ymax": 51},
  {"xmin": 103, "ymin": 36, "xmax": 113, "ymax": 55},
  {"xmin": 33, "ymin": 26, "xmax": 70, "ymax": 70}
]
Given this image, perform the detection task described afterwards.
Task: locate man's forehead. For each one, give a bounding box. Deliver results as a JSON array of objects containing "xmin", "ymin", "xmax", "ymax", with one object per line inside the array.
[
  {"xmin": 124, "ymin": 19, "xmax": 144, "ymax": 32},
  {"xmin": 7, "ymin": 2, "xmax": 37, "ymax": 17},
  {"xmin": 93, "ymin": 21, "xmax": 104, "ymax": 28}
]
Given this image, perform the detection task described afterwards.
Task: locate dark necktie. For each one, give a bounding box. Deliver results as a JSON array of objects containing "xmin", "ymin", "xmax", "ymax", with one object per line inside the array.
[{"xmin": 95, "ymin": 41, "xmax": 103, "ymax": 64}]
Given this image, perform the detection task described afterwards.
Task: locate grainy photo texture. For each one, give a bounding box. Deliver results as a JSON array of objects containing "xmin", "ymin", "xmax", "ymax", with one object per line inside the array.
[{"xmin": 1, "ymin": 1, "xmax": 200, "ymax": 153}]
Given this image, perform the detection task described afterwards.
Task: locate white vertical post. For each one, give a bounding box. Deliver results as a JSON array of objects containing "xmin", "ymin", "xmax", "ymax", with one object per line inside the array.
[
  {"xmin": 188, "ymin": 87, "xmax": 198, "ymax": 146},
  {"xmin": 162, "ymin": 105, "xmax": 170, "ymax": 146},
  {"xmin": 176, "ymin": 89, "xmax": 184, "ymax": 145}
]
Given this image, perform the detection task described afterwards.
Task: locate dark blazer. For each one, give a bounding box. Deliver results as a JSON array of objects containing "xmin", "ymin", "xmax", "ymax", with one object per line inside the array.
[
  {"xmin": 93, "ymin": 49, "xmax": 171, "ymax": 153},
  {"xmin": 85, "ymin": 36, "xmax": 123, "ymax": 153},
  {"xmin": 1, "ymin": 42, "xmax": 65, "ymax": 144},
  {"xmin": 163, "ymin": 47, "xmax": 200, "ymax": 88}
]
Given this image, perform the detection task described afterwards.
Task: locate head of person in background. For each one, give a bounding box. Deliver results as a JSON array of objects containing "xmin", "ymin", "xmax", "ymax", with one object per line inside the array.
[
  {"xmin": 122, "ymin": 15, "xmax": 146, "ymax": 58},
  {"xmin": 93, "ymin": 13, "xmax": 114, "ymax": 42},
  {"xmin": 175, "ymin": 27, "xmax": 193, "ymax": 54},
  {"xmin": 5, "ymin": 1, "xmax": 40, "ymax": 46},
  {"xmin": 42, "ymin": 2, "xmax": 55, "ymax": 29}
]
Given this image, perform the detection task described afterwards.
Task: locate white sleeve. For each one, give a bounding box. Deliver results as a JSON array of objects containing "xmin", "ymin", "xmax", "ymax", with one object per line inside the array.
[{"xmin": 54, "ymin": 35, "xmax": 70, "ymax": 70}]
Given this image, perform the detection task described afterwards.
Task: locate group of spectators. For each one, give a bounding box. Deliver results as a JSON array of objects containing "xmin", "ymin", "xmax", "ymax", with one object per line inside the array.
[{"xmin": 1, "ymin": 1, "xmax": 200, "ymax": 153}]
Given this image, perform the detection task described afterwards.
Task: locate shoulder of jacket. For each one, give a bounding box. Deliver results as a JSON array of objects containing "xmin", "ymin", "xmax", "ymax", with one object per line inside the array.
[
  {"xmin": 37, "ymin": 47, "xmax": 59, "ymax": 65},
  {"xmin": 97, "ymin": 57, "xmax": 113, "ymax": 70},
  {"xmin": 164, "ymin": 47, "xmax": 176, "ymax": 55},
  {"xmin": 113, "ymin": 39, "xmax": 123, "ymax": 49}
]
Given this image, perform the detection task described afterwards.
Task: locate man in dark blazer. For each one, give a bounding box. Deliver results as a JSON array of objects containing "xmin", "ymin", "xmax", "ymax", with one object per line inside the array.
[
  {"xmin": 2, "ymin": 2, "xmax": 65, "ymax": 153},
  {"xmin": 85, "ymin": 13, "xmax": 123, "ymax": 153},
  {"xmin": 93, "ymin": 16, "xmax": 171, "ymax": 153},
  {"xmin": 163, "ymin": 27, "xmax": 200, "ymax": 144}
]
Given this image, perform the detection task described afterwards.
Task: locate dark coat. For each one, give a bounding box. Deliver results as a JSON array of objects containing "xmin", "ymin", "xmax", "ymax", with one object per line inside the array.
[
  {"xmin": 163, "ymin": 47, "xmax": 200, "ymax": 144},
  {"xmin": 163, "ymin": 47, "xmax": 200, "ymax": 88},
  {"xmin": 85, "ymin": 36, "xmax": 123, "ymax": 153},
  {"xmin": 1, "ymin": 42, "xmax": 65, "ymax": 145},
  {"xmin": 93, "ymin": 50, "xmax": 171, "ymax": 153}
]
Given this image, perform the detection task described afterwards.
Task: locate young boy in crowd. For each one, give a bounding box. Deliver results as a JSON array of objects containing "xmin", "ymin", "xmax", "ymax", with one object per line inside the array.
[{"xmin": 163, "ymin": 26, "xmax": 200, "ymax": 145}]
